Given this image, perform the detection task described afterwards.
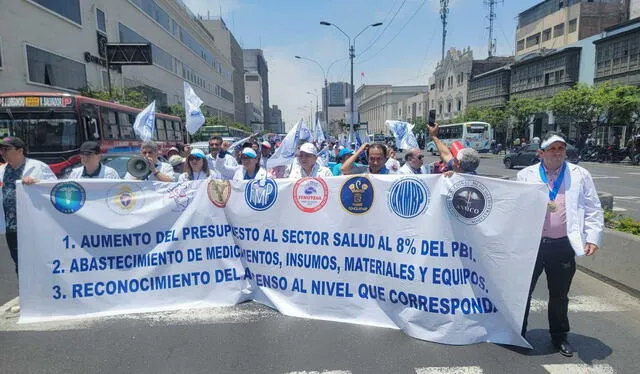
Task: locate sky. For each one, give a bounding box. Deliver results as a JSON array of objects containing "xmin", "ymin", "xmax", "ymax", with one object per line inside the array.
[{"xmin": 182, "ymin": 0, "xmax": 542, "ymax": 130}]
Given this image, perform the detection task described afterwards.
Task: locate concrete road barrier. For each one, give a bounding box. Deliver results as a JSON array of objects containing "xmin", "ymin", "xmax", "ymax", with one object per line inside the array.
[{"xmin": 577, "ymin": 228, "xmax": 640, "ymax": 294}]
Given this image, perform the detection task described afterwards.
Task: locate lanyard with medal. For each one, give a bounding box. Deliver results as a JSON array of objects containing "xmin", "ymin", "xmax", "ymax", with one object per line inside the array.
[{"xmin": 539, "ymin": 161, "xmax": 566, "ymax": 213}]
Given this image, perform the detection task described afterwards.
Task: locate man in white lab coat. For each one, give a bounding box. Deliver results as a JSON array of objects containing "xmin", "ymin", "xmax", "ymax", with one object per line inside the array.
[{"xmin": 517, "ymin": 132, "xmax": 604, "ymax": 357}]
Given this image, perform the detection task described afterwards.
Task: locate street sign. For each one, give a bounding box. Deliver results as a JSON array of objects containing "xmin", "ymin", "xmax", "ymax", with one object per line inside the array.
[{"xmin": 106, "ymin": 43, "xmax": 153, "ymax": 65}]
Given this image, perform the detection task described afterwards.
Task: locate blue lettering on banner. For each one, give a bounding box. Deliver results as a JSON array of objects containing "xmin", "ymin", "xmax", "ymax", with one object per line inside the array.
[
  {"xmin": 69, "ymin": 250, "xmax": 184, "ymax": 272},
  {"xmin": 311, "ymin": 280, "xmax": 354, "ymax": 297},
  {"xmin": 50, "ymin": 182, "xmax": 86, "ymax": 214},
  {"xmin": 244, "ymin": 179, "xmax": 278, "ymax": 211},
  {"xmin": 343, "ymin": 257, "xmax": 415, "ymax": 280},
  {"xmin": 386, "ymin": 290, "xmax": 497, "ymax": 314},
  {"xmin": 180, "ymin": 224, "xmax": 232, "ymax": 240},
  {"xmin": 387, "ymin": 178, "xmax": 430, "ymax": 218},
  {"xmin": 432, "ymin": 267, "xmax": 487, "ymax": 291},
  {"xmin": 285, "ymin": 252, "xmax": 337, "ymax": 271},
  {"xmin": 81, "ymin": 232, "xmax": 152, "ymax": 248},
  {"xmin": 339, "ymin": 176, "xmax": 374, "ymax": 214}
]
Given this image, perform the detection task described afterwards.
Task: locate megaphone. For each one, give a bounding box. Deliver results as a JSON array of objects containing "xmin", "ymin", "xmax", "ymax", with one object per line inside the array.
[{"xmin": 127, "ymin": 156, "xmax": 151, "ymax": 179}]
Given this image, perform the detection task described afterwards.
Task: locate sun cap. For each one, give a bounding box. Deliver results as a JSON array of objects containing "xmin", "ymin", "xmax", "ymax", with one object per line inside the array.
[
  {"xmin": 168, "ymin": 146, "xmax": 180, "ymax": 154},
  {"xmin": 299, "ymin": 142, "xmax": 318, "ymax": 156},
  {"xmin": 168, "ymin": 155, "xmax": 185, "ymax": 166},
  {"xmin": 338, "ymin": 148, "xmax": 354, "ymax": 159},
  {"xmin": 79, "ymin": 141, "xmax": 101, "ymax": 154},
  {"xmin": 0, "ymin": 137, "xmax": 26, "ymax": 149},
  {"xmin": 540, "ymin": 135, "xmax": 566, "ymax": 150},
  {"xmin": 241, "ymin": 147, "xmax": 257, "ymax": 158},
  {"xmin": 261, "ymin": 141, "xmax": 272, "ymax": 149},
  {"xmin": 189, "ymin": 148, "xmax": 206, "ymax": 159},
  {"xmin": 449, "ymin": 141, "xmax": 465, "ymax": 159}
]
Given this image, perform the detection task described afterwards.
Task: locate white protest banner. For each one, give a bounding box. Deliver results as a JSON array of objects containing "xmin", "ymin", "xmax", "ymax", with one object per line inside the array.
[{"xmin": 18, "ymin": 175, "xmax": 547, "ymax": 347}]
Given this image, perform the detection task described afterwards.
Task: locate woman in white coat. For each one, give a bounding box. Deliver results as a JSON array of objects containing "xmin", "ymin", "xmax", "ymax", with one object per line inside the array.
[
  {"xmin": 216, "ymin": 147, "xmax": 271, "ymax": 181},
  {"xmin": 178, "ymin": 148, "xmax": 220, "ymax": 182}
]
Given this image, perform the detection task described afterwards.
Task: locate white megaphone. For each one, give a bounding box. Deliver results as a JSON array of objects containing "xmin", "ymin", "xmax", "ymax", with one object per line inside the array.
[{"xmin": 127, "ymin": 156, "xmax": 152, "ymax": 179}]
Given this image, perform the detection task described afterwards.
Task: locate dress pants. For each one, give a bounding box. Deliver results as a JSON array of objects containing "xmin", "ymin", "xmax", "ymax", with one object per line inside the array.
[{"xmin": 522, "ymin": 236, "xmax": 576, "ymax": 341}]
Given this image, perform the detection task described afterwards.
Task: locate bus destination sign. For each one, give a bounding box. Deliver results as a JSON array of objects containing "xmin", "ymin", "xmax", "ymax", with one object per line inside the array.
[{"xmin": 0, "ymin": 96, "xmax": 74, "ymax": 108}]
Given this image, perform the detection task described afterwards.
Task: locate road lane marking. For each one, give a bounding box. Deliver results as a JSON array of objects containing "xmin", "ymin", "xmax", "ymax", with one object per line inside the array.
[
  {"xmin": 415, "ymin": 367, "xmax": 483, "ymax": 374},
  {"xmin": 612, "ymin": 207, "xmax": 628, "ymax": 212},
  {"xmin": 591, "ymin": 175, "xmax": 621, "ymax": 179},
  {"xmin": 542, "ymin": 364, "xmax": 616, "ymax": 373},
  {"xmin": 613, "ymin": 196, "xmax": 640, "ymax": 200},
  {"xmin": 530, "ymin": 296, "xmax": 631, "ymax": 313},
  {"xmin": 285, "ymin": 371, "xmax": 351, "ymax": 374}
]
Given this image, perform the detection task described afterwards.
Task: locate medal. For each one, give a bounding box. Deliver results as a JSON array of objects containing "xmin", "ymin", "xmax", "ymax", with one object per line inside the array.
[
  {"xmin": 547, "ymin": 201, "xmax": 557, "ymax": 213},
  {"xmin": 540, "ymin": 162, "xmax": 566, "ymax": 215}
]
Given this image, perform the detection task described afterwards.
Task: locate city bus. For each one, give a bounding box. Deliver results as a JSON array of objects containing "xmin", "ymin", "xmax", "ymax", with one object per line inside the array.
[
  {"xmin": 425, "ymin": 121, "xmax": 493, "ymax": 154},
  {"xmin": 0, "ymin": 92, "xmax": 185, "ymax": 176}
]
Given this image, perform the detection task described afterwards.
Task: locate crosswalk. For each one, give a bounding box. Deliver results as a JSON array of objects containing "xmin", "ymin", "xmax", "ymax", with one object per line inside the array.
[{"xmin": 283, "ymin": 365, "xmax": 617, "ymax": 373}]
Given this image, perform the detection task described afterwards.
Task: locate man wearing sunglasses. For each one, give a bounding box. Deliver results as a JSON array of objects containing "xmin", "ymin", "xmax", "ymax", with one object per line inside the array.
[
  {"xmin": 398, "ymin": 148, "xmax": 430, "ymax": 174},
  {"xmin": 68, "ymin": 141, "xmax": 120, "ymax": 179}
]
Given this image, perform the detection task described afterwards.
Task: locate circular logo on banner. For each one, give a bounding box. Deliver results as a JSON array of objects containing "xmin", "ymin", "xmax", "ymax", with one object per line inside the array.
[
  {"xmin": 293, "ymin": 177, "xmax": 329, "ymax": 213},
  {"xmin": 106, "ymin": 184, "xmax": 144, "ymax": 215},
  {"xmin": 387, "ymin": 178, "xmax": 430, "ymax": 219},
  {"xmin": 164, "ymin": 182, "xmax": 195, "ymax": 212},
  {"xmin": 244, "ymin": 178, "xmax": 278, "ymax": 211},
  {"xmin": 446, "ymin": 179, "xmax": 493, "ymax": 225},
  {"xmin": 207, "ymin": 180, "xmax": 231, "ymax": 208},
  {"xmin": 50, "ymin": 182, "xmax": 86, "ymax": 214},
  {"xmin": 339, "ymin": 176, "xmax": 374, "ymax": 215}
]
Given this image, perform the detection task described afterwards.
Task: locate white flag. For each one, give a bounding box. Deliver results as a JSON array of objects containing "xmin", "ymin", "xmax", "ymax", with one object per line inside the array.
[
  {"xmin": 267, "ymin": 119, "xmax": 302, "ymax": 169},
  {"xmin": 133, "ymin": 101, "xmax": 156, "ymax": 142},
  {"xmin": 184, "ymin": 82, "xmax": 206, "ymax": 134},
  {"xmin": 299, "ymin": 120, "xmax": 313, "ymax": 142},
  {"xmin": 314, "ymin": 117, "xmax": 326, "ymax": 143},
  {"xmin": 386, "ymin": 120, "xmax": 419, "ymax": 150}
]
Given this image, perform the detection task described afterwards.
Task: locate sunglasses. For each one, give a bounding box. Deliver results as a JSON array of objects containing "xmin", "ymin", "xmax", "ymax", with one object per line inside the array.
[
  {"xmin": 188, "ymin": 156, "xmax": 202, "ymax": 161},
  {"xmin": 416, "ymin": 155, "xmax": 424, "ymax": 160},
  {"xmin": 80, "ymin": 151, "xmax": 97, "ymax": 156}
]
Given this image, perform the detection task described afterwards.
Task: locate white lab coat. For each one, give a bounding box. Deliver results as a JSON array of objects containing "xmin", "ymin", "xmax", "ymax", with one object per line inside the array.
[
  {"xmin": 397, "ymin": 163, "xmax": 430, "ymax": 175},
  {"xmin": 207, "ymin": 153, "xmax": 238, "ymax": 180},
  {"xmin": 517, "ymin": 162, "xmax": 604, "ymax": 256},
  {"xmin": 68, "ymin": 164, "xmax": 120, "ymax": 179},
  {"xmin": 284, "ymin": 162, "xmax": 333, "ymax": 179},
  {"xmin": 0, "ymin": 158, "xmax": 57, "ymax": 234}
]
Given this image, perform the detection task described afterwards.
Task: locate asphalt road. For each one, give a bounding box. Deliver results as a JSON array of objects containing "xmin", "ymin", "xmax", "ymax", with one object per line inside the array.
[
  {"xmin": 1, "ymin": 237, "xmax": 639, "ymax": 373},
  {"xmin": 416, "ymin": 151, "xmax": 640, "ymax": 220}
]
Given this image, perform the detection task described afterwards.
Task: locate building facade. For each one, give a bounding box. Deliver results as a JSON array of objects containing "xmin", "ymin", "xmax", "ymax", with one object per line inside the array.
[
  {"xmin": 516, "ymin": 0, "xmax": 627, "ymax": 57},
  {"xmin": 467, "ymin": 66, "xmax": 512, "ymax": 108},
  {"xmin": 0, "ymin": 0, "xmax": 235, "ymax": 119},
  {"xmin": 356, "ymin": 85, "xmax": 428, "ymax": 135},
  {"xmin": 201, "ymin": 17, "xmax": 246, "ymax": 125},
  {"xmin": 270, "ymin": 105, "xmax": 284, "ymax": 134},
  {"xmin": 431, "ymin": 47, "xmax": 512, "ymax": 122},
  {"xmin": 243, "ymin": 49, "xmax": 271, "ymax": 129},
  {"xmin": 594, "ymin": 19, "xmax": 640, "ymax": 87},
  {"xmin": 397, "ymin": 93, "xmax": 429, "ymax": 123}
]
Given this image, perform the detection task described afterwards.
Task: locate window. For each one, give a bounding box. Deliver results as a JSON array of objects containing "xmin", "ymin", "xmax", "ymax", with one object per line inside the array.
[
  {"xmin": 26, "ymin": 45, "xmax": 87, "ymax": 91},
  {"xmin": 554, "ymin": 23, "xmax": 564, "ymax": 37},
  {"xmin": 568, "ymin": 19, "xmax": 577, "ymax": 33},
  {"xmin": 101, "ymin": 70, "xmax": 108, "ymax": 90},
  {"xmin": 155, "ymin": 119, "xmax": 167, "ymax": 140},
  {"xmin": 96, "ymin": 8, "xmax": 106, "ymax": 33},
  {"xmin": 30, "ymin": 0, "xmax": 81, "ymax": 24},
  {"xmin": 447, "ymin": 102, "xmax": 452, "ymax": 113},
  {"xmin": 526, "ymin": 33, "xmax": 540, "ymax": 48},
  {"xmin": 245, "ymin": 75, "xmax": 259, "ymax": 81},
  {"xmin": 457, "ymin": 100, "xmax": 462, "ymax": 112},
  {"xmin": 517, "ymin": 39, "xmax": 525, "ymax": 51},
  {"xmin": 542, "ymin": 28, "xmax": 551, "ymax": 42}
]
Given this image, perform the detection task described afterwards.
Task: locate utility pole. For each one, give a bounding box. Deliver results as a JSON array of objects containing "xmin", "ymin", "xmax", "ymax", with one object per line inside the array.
[
  {"xmin": 485, "ymin": 0, "xmax": 502, "ymax": 58},
  {"xmin": 440, "ymin": 0, "xmax": 450, "ymax": 61}
]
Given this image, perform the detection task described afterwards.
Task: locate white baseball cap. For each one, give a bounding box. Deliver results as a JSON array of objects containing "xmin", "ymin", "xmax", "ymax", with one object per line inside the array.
[{"xmin": 299, "ymin": 142, "xmax": 318, "ymax": 156}]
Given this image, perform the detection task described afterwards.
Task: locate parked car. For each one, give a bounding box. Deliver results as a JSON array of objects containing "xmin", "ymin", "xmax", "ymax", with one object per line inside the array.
[
  {"xmin": 503, "ymin": 143, "xmax": 579, "ymax": 169},
  {"xmin": 101, "ymin": 153, "xmax": 169, "ymax": 178}
]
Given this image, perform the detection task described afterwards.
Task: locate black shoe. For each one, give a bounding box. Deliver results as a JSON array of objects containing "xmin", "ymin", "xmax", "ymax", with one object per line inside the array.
[{"xmin": 553, "ymin": 339, "xmax": 574, "ymax": 357}]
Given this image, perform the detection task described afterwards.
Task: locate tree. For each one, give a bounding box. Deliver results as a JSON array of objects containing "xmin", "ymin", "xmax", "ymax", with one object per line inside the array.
[
  {"xmin": 597, "ymin": 84, "xmax": 640, "ymax": 127},
  {"xmin": 80, "ymin": 87, "xmax": 148, "ymax": 109},
  {"xmin": 506, "ymin": 96, "xmax": 548, "ymax": 139},
  {"xmin": 548, "ymin": 83, "xmax": 599, "ymax": 139}
]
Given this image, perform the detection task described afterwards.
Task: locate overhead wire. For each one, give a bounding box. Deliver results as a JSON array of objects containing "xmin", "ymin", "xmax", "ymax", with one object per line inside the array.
[{"xmin": 358, "ymin": 0, "xmax": 407, "ymax": 56}]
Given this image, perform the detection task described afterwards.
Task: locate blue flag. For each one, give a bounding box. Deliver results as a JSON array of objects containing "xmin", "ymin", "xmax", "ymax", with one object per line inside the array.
[{"xmin": 133, "ymin": 101, "xmax": 156, "ymax": 141}]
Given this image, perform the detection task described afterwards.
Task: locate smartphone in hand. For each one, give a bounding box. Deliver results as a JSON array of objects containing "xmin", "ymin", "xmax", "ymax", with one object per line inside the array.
[{"xmin": 428, "ymin": 109, "xmax": 436, "ymax": 127}]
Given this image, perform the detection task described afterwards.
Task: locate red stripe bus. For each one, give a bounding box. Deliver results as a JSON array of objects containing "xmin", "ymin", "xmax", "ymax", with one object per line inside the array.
[{"xmin": 0, "ymin": 92, "xmax": 186, "ymax": 176}]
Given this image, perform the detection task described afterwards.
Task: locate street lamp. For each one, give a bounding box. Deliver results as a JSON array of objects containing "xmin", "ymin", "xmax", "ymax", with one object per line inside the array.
[
  {"xmin": 320, "ymin": 21, "xmax": 383, "ymax": 138},
  {"xmin": 294, "ymin": 55, "xmax": 345, "ymax": 130},
  {"xmin": 307, "ymin": 90, "xmax": 319, "ymax": 125}
]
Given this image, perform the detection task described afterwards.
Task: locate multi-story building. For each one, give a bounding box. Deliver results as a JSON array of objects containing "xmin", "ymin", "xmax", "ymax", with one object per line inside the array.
[
  {"xmin": 356, "ymin": 85, "xmax": 428, "ymax": 135},
  {"xmin": 515, "ymin": 0, "xmax": 627, "ymax": 58},
  {"xmin": 270, "ymin": 105, "xmax": 284, "ymax": 134},
  {"xmin": 431, "ymin": 47, "xmax": 512, "ymax": 122},
  {"xmin": 397, "ymin": 93, "xmax": 429, "ymax": 123},
  {"xmin": 0, "ymin": 0, "xmax": 235, "ymax": 119},
  {"xmin": 201, "ymin": 17, "xmax": 246, "ymax": 125},
  {"xmin": 467, "ymin": 65, "xmax": 513, "ymax": 108},
  {"xmin": 320, "ymin": 82, "xmax": 351, "ymax": 125},
  {"xmin": 243, "ymin": 49, "xmax": 271, "ymax": 129}
]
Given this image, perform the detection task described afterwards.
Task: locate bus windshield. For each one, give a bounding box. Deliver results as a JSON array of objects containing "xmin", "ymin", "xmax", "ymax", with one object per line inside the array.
[{"xmin": 0, "ymin": 111, "xmax": 79, "ymax": 153}]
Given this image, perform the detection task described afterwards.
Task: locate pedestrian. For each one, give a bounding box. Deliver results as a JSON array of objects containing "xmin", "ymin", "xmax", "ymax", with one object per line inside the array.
[
  {"xmin": 341, "ymin": 143, "xmax": 394, "ymax": 175},
  {"xmin": 206, "ymin": 136, "xmax": 237, "ymax": 180},
  {"xmin": 168, "ymin": 155, "xmax": 185, "ymax": 174},
  {"xmin": 385, "ymin": 148, "xmax": 401, "ymax": 173},
  {"xmin": 178, "ymin": 148, "xmax": 218, "ymax": 181},
  {"xmin": 518, "ymin": 132, "xmax": 603, "ymax": 357},
  {"xmin": 0, "ymin": 137, "xmax": 57, "ymax": 276},
  {"xmin": 125, "ymin": 141, "xmax": 175, "ymax": 182},
  {"xmin": 332, "ymin": 148, "xmax": 355, "ymax": 176},
  {"xmin": 260, "ymin": 141, "xmax": 272, "ymax": 169},
  {"xmin": 398, "ymin": 148, "xmax": 430, "ymax": 174},
  {"xmin": 68, "ymin": 141, "xmax": 120, "ymax": 179},
  {"xmin": 428, "ymin": 124, "xmax": 479, "ymax": 175},
  {"xmin": 216, "ymin": 147, "xmax": 271, "ymax": 181},
  {"xmin": 284, "ymin": 142, "xmax": 333, "ymax": 178}
]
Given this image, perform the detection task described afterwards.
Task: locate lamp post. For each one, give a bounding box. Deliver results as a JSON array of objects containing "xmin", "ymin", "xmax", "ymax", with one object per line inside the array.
[
  {"xmin": 294, "ymin": 56, "xmax": 345, "ymax": 132},
  {"xmin": 307, "ymin": 90, "xmax": 319, "ymax": 125},
  {"xmin": 320, "ymin": 21, "xmax": 382, "ymax": 138}
]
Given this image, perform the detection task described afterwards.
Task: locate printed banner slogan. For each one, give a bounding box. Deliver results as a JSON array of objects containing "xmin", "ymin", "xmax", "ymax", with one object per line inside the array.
[{"xmin": 17, "ymin": 175, "xmax": 547, "ymax": 347}]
